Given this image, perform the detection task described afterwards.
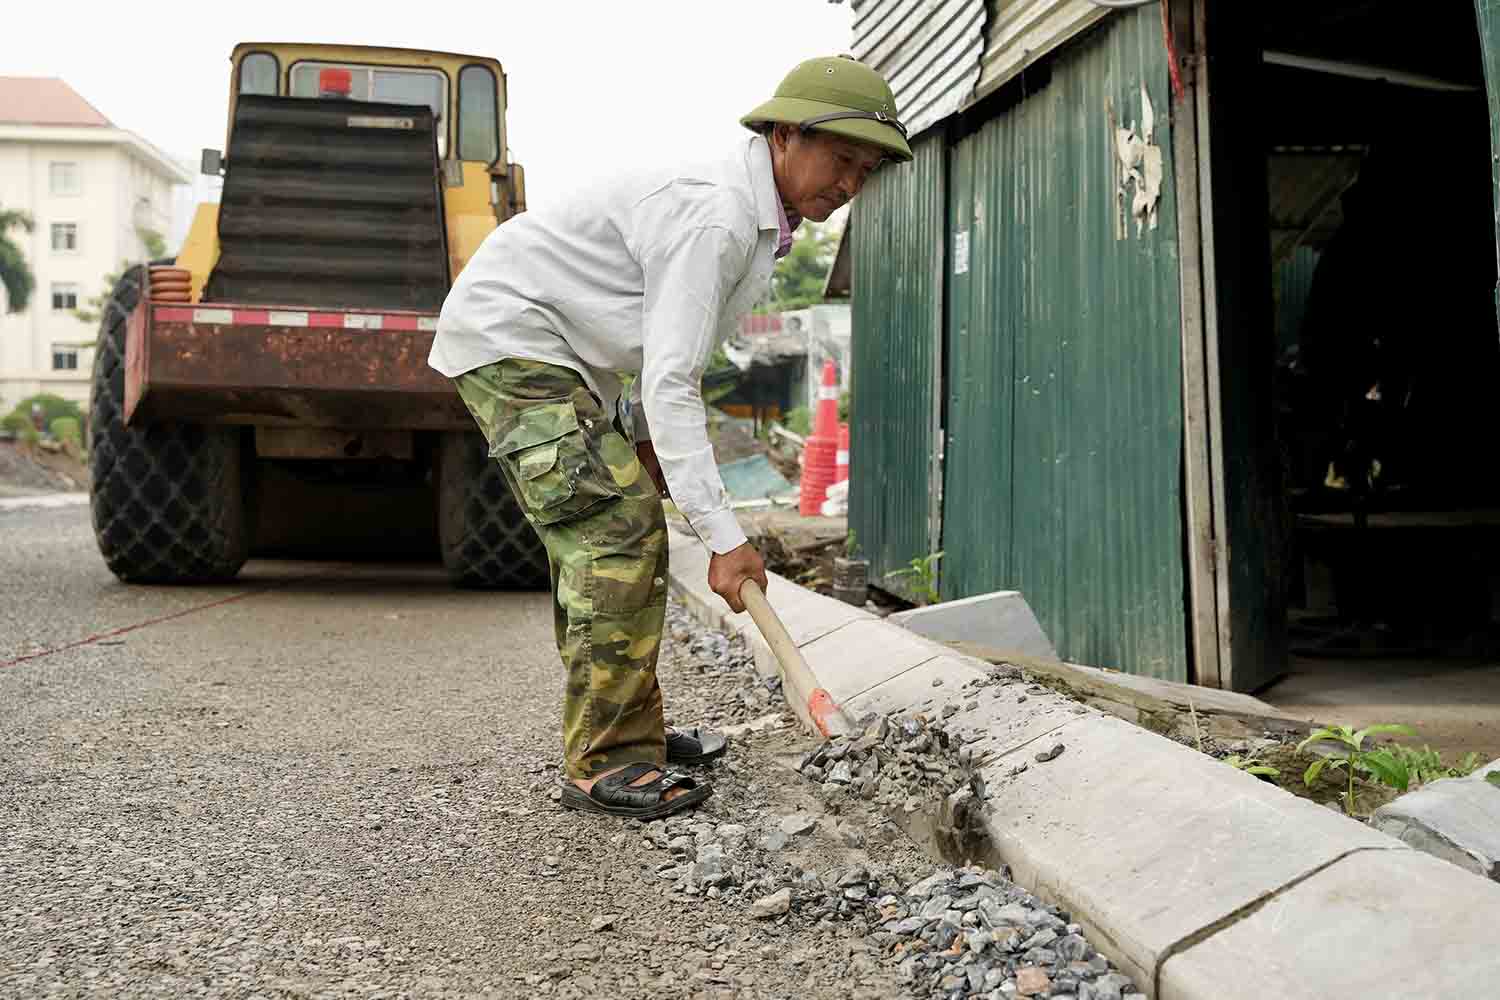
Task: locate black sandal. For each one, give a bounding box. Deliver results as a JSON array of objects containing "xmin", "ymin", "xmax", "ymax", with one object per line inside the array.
[
  {"xmin": 666, "ymin": 726, "xmax": 729, "ymax": 765},
  {"xmin": 560, "ymin": 762, "xmax": 712, "ymax": 819}
]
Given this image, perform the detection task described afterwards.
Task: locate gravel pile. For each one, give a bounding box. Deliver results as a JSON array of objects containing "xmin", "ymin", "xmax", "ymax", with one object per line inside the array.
[
  {"xmin": 665, "ymin": 604, "xmax": 784, "ymax": 730},
  {"xmin": 647, "ymin": 608, "xmax": 1142, "ymax": 999},
  {"xmin": 873, "ymin": 868, "xmax": 1138, "ymax": 999},
  {"xmin": 796, "ymin": 711, "xmax": 984, "ymax": 817}
]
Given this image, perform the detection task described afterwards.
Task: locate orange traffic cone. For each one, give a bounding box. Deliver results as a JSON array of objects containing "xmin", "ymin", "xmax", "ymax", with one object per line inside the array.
[
  {"xmin": 813, "ymin": 360, "xmax": 839, "ymax": 438},
  {"xmin": 800, "ymin": 361, "xmax": 841, "ymax": 516}
]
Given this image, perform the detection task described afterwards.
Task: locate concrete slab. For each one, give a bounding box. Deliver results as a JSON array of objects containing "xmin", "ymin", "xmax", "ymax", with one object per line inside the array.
[
  {"xmin": 799, "ymin": 620, "xmax": 952, "ymax": 706},
  {"xmin": 889, "ymin": 590, "xmax": 1056, "ymax": 659},
  {"xmin": 1371, "ymin": 772, "xmax": 1500, "ymax": 880},
  {"xmin": 0, "ymin": 491, "xmax": 89, "ymax": 512},
  {"xmin": 976, "ymin": 714, "xmax": 1401, "ymax": 991},
  {"xmin": 840, "ymin": 654, "xmax": 990, "ymax": 719},
  {"xmin": 667, "ymin": 526, "xmax": 874, "ymax": 646},
  {"xmin": 950, "ymin": 644, "xmax": 1312, "ymax": 742},
  {"xmin": 944, "ymin": 684, "xmax": 1088, "ymax": 763},
  {"xmin": 1158, "ymin": 848, "xmax": 1500, "ymax": 999},
  {"xmin": 666, "ymin": 539, "xmax": 1500, "ymax": 997},
  {"xmin": 738, "ymin": 583, "xmax": 877, "ymax": 649}
]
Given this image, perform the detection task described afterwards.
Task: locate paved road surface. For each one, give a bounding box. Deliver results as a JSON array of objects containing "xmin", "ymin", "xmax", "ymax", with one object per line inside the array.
[{"xmin": 0, "ymin": 504, "xmax": 923, "ymax": 999}]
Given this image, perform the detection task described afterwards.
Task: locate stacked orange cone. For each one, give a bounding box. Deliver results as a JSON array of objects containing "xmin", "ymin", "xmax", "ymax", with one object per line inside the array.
[
  {"xmin": 835, "ymin": 423, "xmax": 850, "ymax": 483},
  {"xmin": 800, "ymin": 361, "xmax": 840, "ymax": 516}
]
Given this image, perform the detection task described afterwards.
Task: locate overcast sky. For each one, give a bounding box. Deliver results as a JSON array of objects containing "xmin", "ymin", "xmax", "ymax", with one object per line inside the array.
[{"xmin": 5, "ymin": 1, "xmax": 855, "ymax": 212}]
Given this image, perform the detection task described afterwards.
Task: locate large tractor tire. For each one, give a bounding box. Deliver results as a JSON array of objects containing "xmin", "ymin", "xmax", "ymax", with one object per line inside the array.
[
  {"xmin": 437, "ymin": 431, "xmax": 550, "ymax": 589},
  {"xmin": 89, "ymin": 264, "xmax": 250, "ymax": 583}
]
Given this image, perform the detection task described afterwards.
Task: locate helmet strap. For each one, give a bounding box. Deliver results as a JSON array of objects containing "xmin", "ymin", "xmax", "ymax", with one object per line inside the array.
[{"xmin": 799, "ymin": 110, "xmax": 908, "ymax": 140}]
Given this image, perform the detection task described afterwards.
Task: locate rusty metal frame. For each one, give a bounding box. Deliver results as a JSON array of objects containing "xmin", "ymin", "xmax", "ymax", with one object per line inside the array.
[{"xmin": 125, "ymin": 300, "xmax": 470, "ymax": 431}]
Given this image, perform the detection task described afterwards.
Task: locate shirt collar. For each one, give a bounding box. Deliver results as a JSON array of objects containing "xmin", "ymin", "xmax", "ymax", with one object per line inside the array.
[
  {"xmin": 748, "ymin": 135, "xmax": 802, "ymax": 258},
  {"xmin": 746, "ymin": 135, "xmax": 781, "ymax": 235},
  {"xmin": 775, "ymin": 196, "xmax": 801, "ymax": 259}
]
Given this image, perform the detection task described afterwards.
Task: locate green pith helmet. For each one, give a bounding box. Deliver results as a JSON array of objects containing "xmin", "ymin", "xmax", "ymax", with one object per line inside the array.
[{"xmin": 741, "ymin": 56, "xmax": 913, "ymax": 162}]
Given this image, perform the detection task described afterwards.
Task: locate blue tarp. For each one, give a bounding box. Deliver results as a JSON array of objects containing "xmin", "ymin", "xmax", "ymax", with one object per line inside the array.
[{"xmin": 717, "ymin": 454, "xmax": 795, "ymax": 502}]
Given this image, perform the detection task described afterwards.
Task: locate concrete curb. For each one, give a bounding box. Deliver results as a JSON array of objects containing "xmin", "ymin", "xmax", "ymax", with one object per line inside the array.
[
  {"xmin": 0, "ymin": 491, "xmax": 89, "ymax": 512},
  {"xmin": 665, "ymin": 524, "xmax": 1500, "ymax": 998}
]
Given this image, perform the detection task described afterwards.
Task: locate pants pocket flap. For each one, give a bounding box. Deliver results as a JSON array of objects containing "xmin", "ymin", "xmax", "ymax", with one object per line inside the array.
[
  {"xmin": 489, "ymin": 400, "xmax": 580, "ymax": 458},
  {"xmin": 518, "ymin": 440, "xmax": 560, "ymax": 481}
]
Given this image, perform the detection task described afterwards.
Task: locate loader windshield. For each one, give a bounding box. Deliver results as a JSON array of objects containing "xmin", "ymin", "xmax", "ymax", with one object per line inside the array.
[{"xmin": 289, "ymin": 62, "xmax": 448, "ymax": 155}]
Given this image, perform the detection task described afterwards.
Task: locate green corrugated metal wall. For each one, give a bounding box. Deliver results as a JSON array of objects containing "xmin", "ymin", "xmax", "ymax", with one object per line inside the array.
[
  {"xmin": 941, "ymin": 9, "xmax": 1188, "ymax": 679},
  {"xmin": 849, "ymin": 135, "xmax": 945, "ymax": 597},
  {"xmin": 1274, "ymin": 247, "xmax": 1320, "ymax": 352},
  {"xmin": 1477, "ymin": 0, "xmax": 1500, "ymax": 325}
]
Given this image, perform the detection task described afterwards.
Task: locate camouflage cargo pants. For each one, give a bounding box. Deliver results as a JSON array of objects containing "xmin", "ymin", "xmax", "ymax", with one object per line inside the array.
[{"xmin": 454, "ymin": 359, "xmax": 668, "ymax": 780}]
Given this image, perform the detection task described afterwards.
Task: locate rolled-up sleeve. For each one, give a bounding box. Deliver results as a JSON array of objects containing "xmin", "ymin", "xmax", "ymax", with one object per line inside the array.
[{"xmin": 638, "ymin": 224, "xmax": 749, "ymax": 554}]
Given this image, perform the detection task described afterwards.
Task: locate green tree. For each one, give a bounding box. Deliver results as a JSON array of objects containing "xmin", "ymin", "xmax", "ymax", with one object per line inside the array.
[
  {"xmin": 75, "ymin": 227, "xmax": 170, "ymax": 325},
  {"xmin": 770, "ymin": 222, "xmax": 839, "ymax": 310},
  {"xmin": 0, "ymin": 207, "xmax": 36, "ymax": 314}
]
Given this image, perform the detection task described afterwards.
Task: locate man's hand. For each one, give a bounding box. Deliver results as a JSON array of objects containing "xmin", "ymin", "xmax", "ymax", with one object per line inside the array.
[
  {"xmin": 636, "ymin": 441, "xmax": 668, "ymax": 496},
  {"xmin": 709, "ymin": 542, "xmax": 768, "ymax": 614}
]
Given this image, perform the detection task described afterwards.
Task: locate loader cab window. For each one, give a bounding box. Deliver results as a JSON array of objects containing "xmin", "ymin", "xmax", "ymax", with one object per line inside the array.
[
  {"xmin": 289, "ymin": 62, "xmax": 449, "ymax": 156},
  {"xmin": 238, "ymin": 52, "xmax": 279, "ymax": 96},
  {"xmin": 458, "ymin": 65, "xmax": 499, "ymax": 164}
]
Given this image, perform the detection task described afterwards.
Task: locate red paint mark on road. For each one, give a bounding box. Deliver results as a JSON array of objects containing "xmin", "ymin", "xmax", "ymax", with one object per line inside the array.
[{"xmin": 1, "ymin": 589, "xmax": 268, "ymax": 670}]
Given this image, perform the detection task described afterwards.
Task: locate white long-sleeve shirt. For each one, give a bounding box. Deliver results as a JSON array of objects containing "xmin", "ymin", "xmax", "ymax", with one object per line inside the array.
[{"xmin": 429, "ymin": 136, "xmax": 784, "ymax": 555}]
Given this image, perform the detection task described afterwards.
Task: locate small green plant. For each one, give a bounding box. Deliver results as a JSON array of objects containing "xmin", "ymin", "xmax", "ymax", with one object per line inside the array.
[
  {"xmin": 886, "ymin": 550, "xmax": 943, "ymax": 605},
  {"xmin": 783, "ymin": 406, "xmax": 812, "ymax": 438},
  {"xmin": 1386, "ymin": 744, "xmax": 1481, "ymax": 784},
  {"xmin": 1298, "ymin": 723, "xmax": 1415, "ymax": 815},
  {"xmin": 1486, "ymin": 772, "xmax": 1500, "ymax": 789},
  {"xmin": 844, "ymin": 531, "xmax": 860, "ymax": 559},
  {"xmin": 1224, "ymin": 754, "xmax": 1281, "ymax": 779},
  {"xmin": 50, "ymin": 416, "xmax": 81, "ymax": 446},
  {"xmin": 5, "ymin": 393, "xmax": 82, "ymax": 432}
]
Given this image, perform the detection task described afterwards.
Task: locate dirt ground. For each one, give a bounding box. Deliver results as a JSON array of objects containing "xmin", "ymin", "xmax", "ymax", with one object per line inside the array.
[
  {"xmin": 1260, "ymin": 654, "xmax": 1500, "ymax": 762},
  {"xmin": 0, "ymin": 440, "xmax": 87, "ymax": 498}
]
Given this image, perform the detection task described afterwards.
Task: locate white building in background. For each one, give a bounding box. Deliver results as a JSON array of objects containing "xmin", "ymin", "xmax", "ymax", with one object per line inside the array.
[
  {"xmin": 0, "ymin": 77, "xmax": 191, "ymax": 408},
  {"xmin": 781, "ymin": 304, "xmax": 852, "ymax": 411}
]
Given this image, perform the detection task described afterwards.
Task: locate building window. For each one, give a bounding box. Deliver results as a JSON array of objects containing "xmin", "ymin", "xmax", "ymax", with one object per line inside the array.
[
  {"xmin": 51, "ymin": 283, "xmax": 79, "ymax": 310},
  {"xmin": 50, "ymin": 223, "xmax": 79, "ymax": 252},
  {"xmin": 49, "ymin": 162, "xmax": 81, "ymax": 196},
  {"xmin": 52, "ymin": 346, "xmax": 79, "ymax": 371}
]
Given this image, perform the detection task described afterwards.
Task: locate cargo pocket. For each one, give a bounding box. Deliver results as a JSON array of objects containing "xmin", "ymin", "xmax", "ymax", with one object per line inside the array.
[{"xmin": 492, "ymin": 400, "xmax": 621, "ymax": 525}]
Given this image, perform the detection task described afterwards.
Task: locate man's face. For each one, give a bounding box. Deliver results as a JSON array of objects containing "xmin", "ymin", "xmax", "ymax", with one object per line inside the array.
[{"xmin": 769, "ymin": 125, "xmax": 885, "ymax": 223}]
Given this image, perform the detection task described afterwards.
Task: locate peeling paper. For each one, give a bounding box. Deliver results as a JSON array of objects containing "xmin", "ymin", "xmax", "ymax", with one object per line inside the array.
[{"xmin": 1113, "ymin": 83, "xmax": 1164, "ymax": 238}]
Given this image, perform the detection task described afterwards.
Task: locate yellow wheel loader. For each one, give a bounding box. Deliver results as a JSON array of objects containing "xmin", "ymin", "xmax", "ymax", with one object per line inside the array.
[{"xmin": 88, "ymin": 43, "xmax": 540, "ymax": 587}]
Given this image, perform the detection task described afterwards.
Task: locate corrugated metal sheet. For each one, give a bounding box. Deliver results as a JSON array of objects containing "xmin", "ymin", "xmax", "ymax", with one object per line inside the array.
[
  {"xmin": 849, "ymin": 135, "xmax": 945, "ymax": 597},
  {"xmin": 852, "ymin": 0, "xmax": 988, "ymax": 138},
  {"xmin": 974, "ymin": 0, "xmax": 1109, "ymax": 104},
  {"xmin": 1477, "ymin": 0, "xmax": 1500, "ymax": 324},
  {"xmin": 942, "ymin": 7, "xmax": 1187, "ymax": 679},
  {"xmin": 208, "ymin": 95, "xmax": 449, "ymax": 312},
  {"xmin": 1266, "ymin": 148, "xmax": 1363, "ymax": 265},
  {"xmin": 1274, "ymin": 246, "xmax": 1320, "ymax": 351}
]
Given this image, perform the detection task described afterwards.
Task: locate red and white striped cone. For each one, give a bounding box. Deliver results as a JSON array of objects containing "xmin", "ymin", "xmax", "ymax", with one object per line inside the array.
[
  {"xmin": 799, "ymin": 439, "xmax": 839, "ymax": 516},
  {"xmin": 813, "ymin": 360, "xmax": 840, "ymax": 438},
  {"xmin": 800, "ymin": 361, "xmax": 842, "ymax": 515},
  {"xmin": 835, "ymin": 423, "xmax": 849, "ymax": 483}
]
